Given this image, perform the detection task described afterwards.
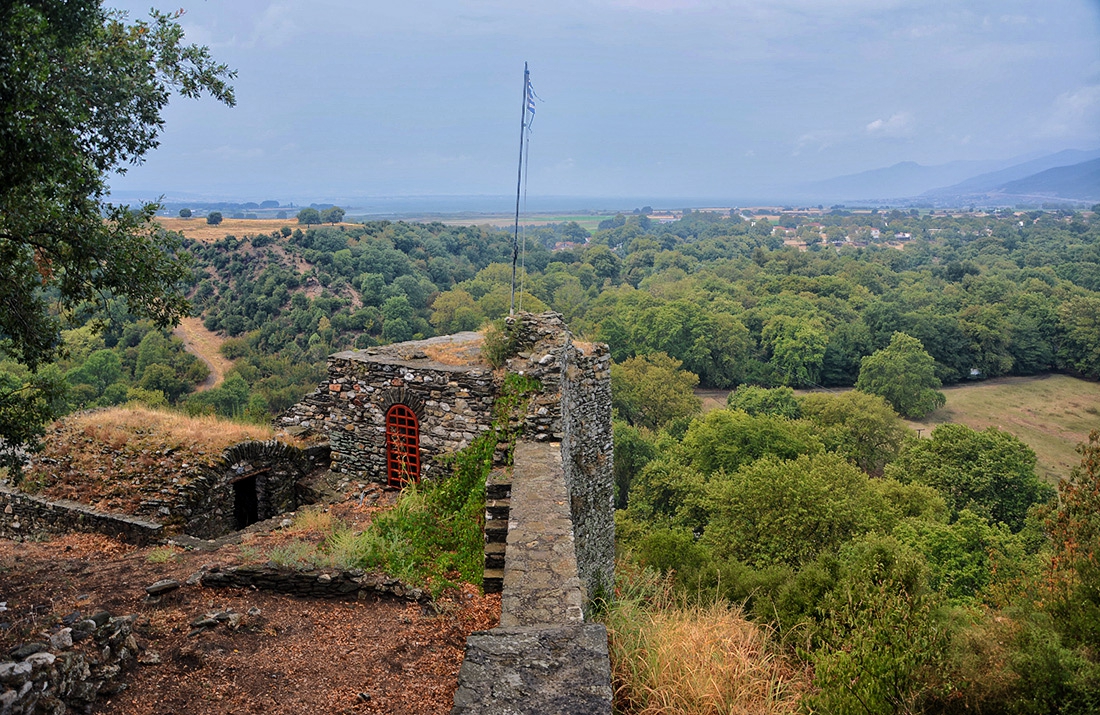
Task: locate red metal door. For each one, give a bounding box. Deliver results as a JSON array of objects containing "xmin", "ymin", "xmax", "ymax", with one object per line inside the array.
[{"xmin": 385, "ymin": 404, "xmax": 420, "ymax": 486}]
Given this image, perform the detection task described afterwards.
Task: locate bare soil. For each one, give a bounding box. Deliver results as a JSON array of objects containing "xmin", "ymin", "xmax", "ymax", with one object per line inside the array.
[{"xmin": 0, "ymin": 532, "xmax": 499, "ymax": 715}]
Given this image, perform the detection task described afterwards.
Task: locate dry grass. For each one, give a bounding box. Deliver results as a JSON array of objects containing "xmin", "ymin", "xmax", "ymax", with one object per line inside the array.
[
  {"xmin": 909, "ymin": 374, "xmax": 1100, "ymax": 483},
  {"xmin": 606, "ymin": 572, "xmax": 807, "ymax": 715},
  {"xmin": 68, "ymin": 406, "xmax": 277, "ymax": 453},
  {"xmin": 172, "ymin": 316, "xmax": 233, "ymax": 390},
  {"xmin": 157, "ymin": 217, "xmax": 354, "ymax": 243},
  {"xmin": 419, "ymin": 333, "xmax": 486, "ymax": 366}
]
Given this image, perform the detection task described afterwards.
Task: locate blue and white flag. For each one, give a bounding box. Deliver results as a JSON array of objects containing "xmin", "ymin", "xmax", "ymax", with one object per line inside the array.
[{"xmin": 526, "ymin": 75, "xmax": 540, "ymax": 127}]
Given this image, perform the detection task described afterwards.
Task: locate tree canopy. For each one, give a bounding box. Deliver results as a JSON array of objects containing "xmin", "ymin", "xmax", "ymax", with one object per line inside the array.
[
  {"xmin": 0, "ymin": 1, "xmax": 234, "ymax": 470},
  {"xmin": 856, "ymin": 332, "xmax": 946, "ymax": 418}
]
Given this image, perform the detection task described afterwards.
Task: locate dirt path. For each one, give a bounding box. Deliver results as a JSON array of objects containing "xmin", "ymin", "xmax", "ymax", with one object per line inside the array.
[{"xmin": 173, "ymin": 317, "xmax": 233, "ymax": 392}]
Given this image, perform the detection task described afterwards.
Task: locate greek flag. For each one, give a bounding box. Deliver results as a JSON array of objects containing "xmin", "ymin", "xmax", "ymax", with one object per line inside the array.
[{"xmin": 526, "ymin": 75, "xmax": 539, "ymax": 127}]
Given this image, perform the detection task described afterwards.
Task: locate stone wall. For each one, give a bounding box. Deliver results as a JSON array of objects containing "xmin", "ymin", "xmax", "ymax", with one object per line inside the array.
[
  {"xmin": 503, "ymin": 313, "xmax": 615, "ymax": 606},
  {"xmin": 452, "ymin": 440, "xmax": 612, "ymax": 715},
  {"xmin": 199, "ymin": 564, "xmax": 427, "ymax": 602},
  {"xmin": 561, "ymin": 346, "xmax": 615, "ymax": 603},
  {"xmin": 0, "ymin": 486, "xmax": 163, "ymax": 545},
  {"xmin": 180, "ymin": 441, "xmax": 322, "ymax": 539},
  {"xmin": 280, "ymin": 333, "xmax": 497, "ymax": 484},
  {"xmin": 0, "ymin": 612, "xmax": 140, "ymax": 714}
]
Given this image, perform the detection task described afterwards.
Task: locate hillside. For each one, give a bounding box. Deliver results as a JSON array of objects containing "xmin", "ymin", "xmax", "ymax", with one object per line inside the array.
[{"xmin": 997, "ymin": 158, "xmax": 1100, "ymax": 201}]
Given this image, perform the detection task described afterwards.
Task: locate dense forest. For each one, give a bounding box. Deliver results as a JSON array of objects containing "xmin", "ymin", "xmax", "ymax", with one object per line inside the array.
[
  {"xmin": 6, "ymin": 206, "xmax": 1100, "ymax": 711},
  {"xmin": 14, "ymin": 206, "xmax": 1099, "ymax": 424}
]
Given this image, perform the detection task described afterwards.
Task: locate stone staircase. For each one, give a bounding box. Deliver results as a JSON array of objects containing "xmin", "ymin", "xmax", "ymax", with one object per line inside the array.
[{"xmin": 482, "ymin": 469, "xmax": 511, "ymax": 594}]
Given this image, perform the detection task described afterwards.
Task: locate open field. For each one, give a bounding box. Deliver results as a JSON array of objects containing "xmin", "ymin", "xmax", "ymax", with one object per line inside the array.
[
  {"xmin": 909, "ymin": 374, "xmax": 1100, "ymax": 483},
  {"xmin": 698, "ymin": 374, "xmax": 1100, "ymax": 484},
  {"xmin": 156, "ymin": 217, "xmax": 350, "ymax": 242}
]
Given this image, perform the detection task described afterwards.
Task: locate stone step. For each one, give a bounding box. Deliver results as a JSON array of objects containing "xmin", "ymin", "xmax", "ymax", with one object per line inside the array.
[
  {"xmin": 482, "ymin": 568, "xmax": 504, "ymax": 594},
  {"xmin": 484, "ymin": 542, "xmax": 506, "ymax": 555},
  {"xmin": 485, "ymin": 552, "xmax": 505, "ymax": 569},
  {"xmin": 486, "ymin": 484, "xmax": 512, "ymax": 500}
]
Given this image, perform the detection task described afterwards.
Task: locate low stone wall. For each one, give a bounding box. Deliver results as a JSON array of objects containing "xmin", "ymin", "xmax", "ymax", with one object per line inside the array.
[
  {"xmin": 0, "ymin": 486, "xmax": 163, "ymax": 545},
  {"xmin": 0, "ymin": 612, "xmax": 140, "ymax": 714},
  {"xmin": 199, "ymin": 564, "xmax": 428, "ymax": 602}
]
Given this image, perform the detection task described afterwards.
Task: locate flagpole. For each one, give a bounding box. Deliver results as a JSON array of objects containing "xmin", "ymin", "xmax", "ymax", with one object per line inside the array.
[{"xmin": 510, "ymin": 62, "xmax": 528, "ymax": 316}]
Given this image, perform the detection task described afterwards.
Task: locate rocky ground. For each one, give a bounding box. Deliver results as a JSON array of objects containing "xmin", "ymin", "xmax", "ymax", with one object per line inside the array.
[{"xmin": 0, "ymin": 532, "xmax": 499, "ymax": 714}]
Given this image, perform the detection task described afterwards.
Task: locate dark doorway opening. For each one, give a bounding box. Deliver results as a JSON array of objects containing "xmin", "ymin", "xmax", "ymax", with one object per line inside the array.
[{"xmin": 233, "ymin": 475, "xmax": 259, "ymax": 529}]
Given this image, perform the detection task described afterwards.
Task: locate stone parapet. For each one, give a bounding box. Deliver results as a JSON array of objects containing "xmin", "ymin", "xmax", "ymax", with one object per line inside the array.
[{"xmin": 451, "ymin": 624, "xmax": 613, "ymax": 715}]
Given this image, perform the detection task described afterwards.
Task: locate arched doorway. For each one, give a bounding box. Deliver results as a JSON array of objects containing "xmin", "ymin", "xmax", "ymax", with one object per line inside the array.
[{"xmin": 385, "ymin": 404, "xmax": 420, "ymax": 486}]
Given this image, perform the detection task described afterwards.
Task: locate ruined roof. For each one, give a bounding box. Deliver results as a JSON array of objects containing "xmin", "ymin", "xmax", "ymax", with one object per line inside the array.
[{"xmin": 331, "ymin": 331, "xmax": 488, "ymax": 372}]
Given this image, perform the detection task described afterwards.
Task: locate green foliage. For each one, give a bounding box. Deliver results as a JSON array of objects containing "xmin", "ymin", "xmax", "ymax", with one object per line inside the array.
[
  {"xmin": 612, "ymin": 420, "xmax": 657, "ymax": 509},
  {"xmin": 857, "ymin": 332, "xmax": 946, "ymax": 418},
  {"xmin": 482, "ymin": 318, "xmax": 522, "ymax": 368},
  {"xmin": 726, "ymin": 385, "xmax": 801, "ymax": 418},
  {"xmin": 320, "ymin": 206, "xmax": 345, "ymax": 224},
  {"xmin": 206, "ymin": 211, "xmax": 223, "ymax": 225},
  {"xmin": 0, "ymin": 2, "xmax": 232, "ymax": 467},
  {"xmin": 296, "ymin": 207, "xmax": 321, "ymax": 225},
  {"xmin": 805, "ymin": 536, "xmax": 949, "ymax": 715},
  {"xmin": 703, "ymin": 453, "xmax": 888, "ymax": 569},
  {"xmin": 1057, "ymin": 296, "xmax": 1100, "ymax": 379},
  {"xmin": 681, "ymin": 409, "xmax": 822, "ymax": 476},
  {"xmin": 1047, "ymin": 430, "xmax": 1100, "ymax": 653},
  {"xmin": 611, "ymin": 352, "xmax": 701, "ymax": 430},
  {"xmin": 887, "ymin": 423, "xmax": 1051, "ymax": 532},
  {"xmin": 800, "ymin": 390, "xmax": 908, "ymax": 475}
]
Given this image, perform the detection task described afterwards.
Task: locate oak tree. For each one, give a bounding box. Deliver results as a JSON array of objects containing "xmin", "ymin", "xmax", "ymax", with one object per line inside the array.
[{"xmin": 0, "ymin": 1, "xmax": 234, "ymax": 472}]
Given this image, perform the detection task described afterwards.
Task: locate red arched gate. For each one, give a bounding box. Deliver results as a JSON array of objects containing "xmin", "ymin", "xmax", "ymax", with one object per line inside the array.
[{"xmin": 385, "ymin": 404, "xmax": 420, "ymax": 486}]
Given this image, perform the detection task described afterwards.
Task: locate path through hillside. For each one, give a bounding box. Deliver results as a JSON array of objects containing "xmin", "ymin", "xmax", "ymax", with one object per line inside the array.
[{"xmin": 173, "ymin": 317, "xmax": 233, "ymax": 391}]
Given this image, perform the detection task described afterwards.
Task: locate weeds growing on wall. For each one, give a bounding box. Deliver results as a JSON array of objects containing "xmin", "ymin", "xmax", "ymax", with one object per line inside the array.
[
  {"xmin": 482, "ymin": 318, "xmax": 523, "ymax": 369},
  {"xmin": 338, "ymin": 372, "xmax": 543, "ymax": 596}
]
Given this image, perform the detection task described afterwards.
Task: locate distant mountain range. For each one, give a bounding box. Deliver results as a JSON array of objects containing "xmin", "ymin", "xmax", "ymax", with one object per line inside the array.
[{"xmin": 794, "ymin": 149, "xmax": 1100, "ymax": 205}]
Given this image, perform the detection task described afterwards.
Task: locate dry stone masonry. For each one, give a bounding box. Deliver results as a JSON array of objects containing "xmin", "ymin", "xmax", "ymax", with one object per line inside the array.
[
  {"xmin": 278, "ymin": 312, "xmax": 615, "ymax": 714},
  {"xmin": 280, "ymin": 332, "xmax": 496, "ymax": 483}
]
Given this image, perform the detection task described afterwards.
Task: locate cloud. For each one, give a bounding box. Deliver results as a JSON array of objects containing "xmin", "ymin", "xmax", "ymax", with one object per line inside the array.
[
  {"xmin": 247, "ymin": 3, "xmax": 298, "ymax": 48},
  {"xmin": 795, "ymin": 129, "xmax": 844, "ymax": 154},
  {"xmin": 865, "ymin": 112, "xmax": 915, "ymax": 138},
  {"xmin": 1041, "ymin": 84, "xmax": 1100, "ymax": 138}
]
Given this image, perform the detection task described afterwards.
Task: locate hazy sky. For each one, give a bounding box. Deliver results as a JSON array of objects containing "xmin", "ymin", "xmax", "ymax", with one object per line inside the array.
[{"xmin": 107, "ymin": 0, "xmax": 1100, "ymax": 205}]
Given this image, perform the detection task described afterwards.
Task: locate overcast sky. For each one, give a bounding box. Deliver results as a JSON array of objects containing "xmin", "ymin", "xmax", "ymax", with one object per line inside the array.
[{"xmin": 107, "ymin": 0, "xmax": 1100, "ymax": 206}]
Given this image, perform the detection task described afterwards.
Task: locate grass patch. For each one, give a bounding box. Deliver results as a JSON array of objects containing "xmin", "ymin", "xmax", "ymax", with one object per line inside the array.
[
  {"xmin": 145, "ymin": 546, "xmax": 182, "ymax": 564},
  {"xmin": 909, "ymin": 374, "xmax": 1100, "ymax": 483},
  {"xmin": 67, "ymin": 406, "xmax": 279, "ymax": 454},
  {"xmin": 603, "ymin": 565, "xmax": 807, "ymax": 714}
]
